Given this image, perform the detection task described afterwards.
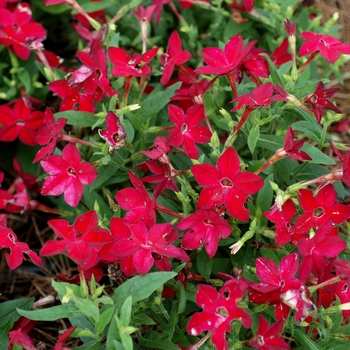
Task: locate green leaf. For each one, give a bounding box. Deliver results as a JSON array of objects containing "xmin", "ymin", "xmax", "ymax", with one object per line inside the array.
[
  {"xmin": 54, "ymin": 111, "xmax": 99, "ymax": 127},
  {"xmin": 112, "ymin": 272, "xmax": 177, "ymax": 307},
  {"xmin": 0, "ymin": 297, "xmax": 34, "ymax": 325},
  {"xmin": 137, "ymin": 82, "xmax": 181, "ymax": 120},
  {"xmin": 89, "ymin": 163, "xmax": 119, "ymax": 191},
  {"xmin": 133, "ymin": 313, "xmax": 156, "ymax": 326},
  {"xmin": 300, "ymin": 143, "xmax": 335, "ymax": 165},
  {"xmin": 73, "ymin": 340, "xmax": 105, "ymax": 350},
  {"xmin": 17, "ymin": 303, "xmax": 81, "ymax": 321},
  {"xmin": 248, "ymin": 125, "xmax": 260, "ymax": 154},
  {"xmin": 291, "ymin": 120, "xmax": 325, "ymax": 143},
  {"xmin": 257, "ymin": 135, "xmax": 284, "ymax": 151},
  {"xmin": 256, "ymin": 174, "xmax": 274, "ymax": 226},
  {"xmin": 260, "ymin": 53, "xmax": 284, "ymax": 86},
  {"xmin": 293, "ymin": 328, "xmax": 321, "ymax": 350},
  {"xmin": 141, "ymin": 331, "xmax": 180, "ymax": 350},
  {"xmin": 0, "ymin": 317, "xmax": 14, "ymax": 349},
  {"xmin": 123, "ymin": 119, "xmax": 134, "ymax": 143},
  {"xmin": 176, "ymin": 281, "xmax": 187, "ymax": 315},
  {"xmin": 197, "ymin": 249, "xmax": 212, "ymax": 282},
  {"xmin": 120, "ymin": 296, "xmax": 132, "ymax": 328}
]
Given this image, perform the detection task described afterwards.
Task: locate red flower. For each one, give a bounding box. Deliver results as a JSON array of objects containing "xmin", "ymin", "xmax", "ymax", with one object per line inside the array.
[
  {"xmin": 108, "ymin": 46, "xmax": 158, "ymax": 77},
  {"xmin": 248, "ymin": 315, "xmax": 290, "ymax": 350},
  {"xmin": 0, "ymin": 219, "xmax": 42, "ymax": 270},
  {"xmin": 49, "ymin": 79, "xmax": 96, "ymax": 113},
  {"xmin": 305, "ymin": 81, "xmax": 341, "ymax": 124},
  {"xmin": 249, "ymin": 253, "xmax": 316, "ymax": 322},
  {"xmin": 0, "ymin": 2, "xmax": 46, "ymax": 60},
  {"xmin": 40, "ymin": 210, "xmax": 113, "ymax": 270},
  {"xmin": 294, "ymin": 184, "xmax": 350, "ymax": 235},
  {"xmin": 167, "ymin": 104, "xmax": 211, "ymax": 159},
  {"xmin": 54, "ymin": 326, "xmax": 77, "ymax": 350},
  {"xmin": 179, "ymin": 0, "xmax": 209, "ymax": 9},
  {"xmin": 8, "ymin": 317, "xmax": 36, "ymax": 350},
  {"xmin": 297, "ymin": 220, "xmax": 346, "ymax": 281},
  {"xmin": 98, "ymin": 111, "xmax": 126, "ymax": 153},
  {"xmin": 132, "ymin": 4, "xmax": 156, "ymax": 21},
  {"xmin": 0, "ymin": 97, "xmax": 44, "ymax": 146},
  {"xmin": 228, "ymin": 0, "xmax": 254, "ymax": 12},
  {"xmin": 33, "ymin": 107, "xmax": 67, "ymax": 163},
  {"xmin": 335, "ymin": 281, "xmax": 350, "ymax": 318},
  {"xmin": 299, "ymin": 32, "xmax": 350, "ymax": 63},
  {"xmin": 115, "ymin": 170, "xmax": 156, "ymax": 227},
  {"xmin": 195, "ymin": 34, "xmax": 253, "ymax": 76},
  {"xmin": 282, "ymin": 126, "xmax": 312, "ymax": 161},
  {"xmin": 141, "ymin": 136, "xmax": 171, "ymax": 164},
  {"xmin": 160, "ymin": 30, "xmax": 192, "ymax": 85},
  {"xmin": 98, "ymin": 219, "xmax": 189, "ymax": 276},
  {"xmin": 177, "ymin": 208, "xmax": 232, "ymax": 258},
  {"xmin": 264, "ymin": 199, "xmax": 297, "ymax": 246},
  {"xmin": 186, "ymin": 280, "xmax": 251, "ymax": 350},
  {"xmin": 191, "ymin": 147, "xmax": 264, "ymax": 221},
  {"xmin": 40, "ymin": 143, "xmax": 98, "ymax": 207},
  {"xmin": 141, "ymin": 161, "xmax": 179, "ymax": 198},
  {"xmin": 271, "ymin": 38, "xmax": 292, "ymax": 66}
]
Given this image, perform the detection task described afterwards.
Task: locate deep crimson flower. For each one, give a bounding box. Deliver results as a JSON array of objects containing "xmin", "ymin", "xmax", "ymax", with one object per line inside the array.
[
  {"xmin": 132, "ymin": 4, "xmax": 156, "ymax": 21},
  {"xmin": 195, "ymin": 34, "xmax": 254, "ymax": 76},
  {"xmin": 177, "ymin": 208, "xmax": 232, "ymax": 258},
  {"xmin": 264, "ymin": 199, "xmax": 297, "ymax": 246},
  {"xmin": 299, "ymin": 32, "xmax": 350, "ymax": 63},
  {"xmin": 13, "ymin": 157, "xmax": 41, "ymax": 192},
  {"xmin": 115, "ymin": 170, "xmax": 156, "ymax": 227},
  {"xmin": 0, "ymin": 97, "xmax": 44, "ymax": 146},
  {"xmin": 0, "ymin": 2, "xmax": 46, "ymax": 60},
  {"xmin": 40, "ymin": 143, "xmax": 98, "ymax": 207},
  {"xmin": 99, "ymin": 219, "xmax": 189, "ymax": 276},
  {"xmin": 297, "ymin": 220, "xmax": 346, "ymax": 281},
  {"xmin": 68, "ymin": 43, "xmax": 115, "ymax": 98},
  {"xmin": 284, "ymin": 19, "xmax": 296, "ymax": 37},
  {"xmin": 335, "ymin": 281, "xmax": 350, "ymax": 318},
  {"xmin": 49, "ymin": 79, "xmax": 96, "ymax": 112},
  {"xmin": 98, "ymin": 111, "xmax": 126, "ymax": 153},
  {"xmin": 248, "ymin": 315, "xmax": 290, "ymax": 350},
  {"xmin": 141, "ymin": 160, "xmax": 178, "ymax": 198},
  {"xmin": 249, "ymin": 253, "xmax": 316, "ymax": 322},
  {"xmin": 335, "ymin": 258, "xmax": 350, "ymax": 285},
  {"xmin": 271, "ymin": 38, "xmax": 292, "ymax": 66},
  {"xmin": 179, "ymin": 0, "xmax": 209, "ymax": 9},
  {"xmin": 36, "ymin": 49, "xmax": 64, "ymax": 68},
  {"xmin": 187, "ymin": 280, "xmax": 251, "ymax": 350},
  {"xmin": 191, "ymin": 147, "xmax": 264, "ymax": 221},
  {"xmin": 305, "ymin": 81, "xmax": 341, "ymax": 124},
  {"xmin": 108, "ymin": 46, "xmax": 158, "ymax": 77},
  {"xmin": 167, "ymin": 104, "xmax": 211, "ymax": 159},
  {"xmin": 294, "ymin": 184, "xmax": 350, "ymax": 234},
  {"xmin": 237, "ymin": 46, "xmax": 269, "ymax": 81},
  {"xmin": 8, "ymin": 316, "xmax": 36, "ymax": 350},
  {"xmin": 160, "ymin": 30, "xmax": 192, "ymax": 85},
  {"xmin": 228, "ymin": 0, "xmax": 254, "ymax": 12},
  {"xmin": 40, "ymin": 210, "xmax": 113, "ymax": 270},
  {"xmin": 0, "ymin": 219, "xmax": 42, "ymax": 270},
  {"xmin": 330, "ymin": 142, "xmax": 350, "ymax": 187},
  {"xmin": 282, "ymin": 126, "xmax": 312, "ymax": 161},
  {"xmin": 33, "ymin": 107, "xmax": 67, "ymax": 163},
  {"xmin": 141, "ymin": 136, "xmax": 172, "ymax": 164},
  {"xmin": 152, "ymin": 0, "xmax": 171, "ymax": 24}
]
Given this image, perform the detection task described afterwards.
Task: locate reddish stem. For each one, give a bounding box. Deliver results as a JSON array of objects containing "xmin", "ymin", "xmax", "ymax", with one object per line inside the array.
[
  {"xmin": 298, "ymin": 51, "xmax": 319, "ymax": 73},
  {"xmin": 123, "ymin": 76, "xmax": 133, "ymax": 107},
  {"xmin": 155, "ymin": 203, "xmax": 183, "ymax": 219},
  {"xmin": 60, "ymin": 134, "xmax": 96, "ymax": 147},
  {"xmin": 226, "ymin": 71, "xmax": 238, "ymax": 99},
  {"xmin": 233, "ymin": 107, "xmax": 254, "ymax": 136}
]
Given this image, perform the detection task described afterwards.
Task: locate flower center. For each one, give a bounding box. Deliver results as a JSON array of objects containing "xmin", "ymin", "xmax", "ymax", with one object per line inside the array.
[
  {"xmin": 67, "ymin": 167, "xmax": 76, "ymax": 177},
  {"xmin": 16, "ymin": 120, "xmax": 25, "ymax": 126},
  {"xmin": 181, "ymin": 124, "xmax": 188, "ymax": 134},
  {"xmin": 217, "ymin": 307, "xmax": 228, "ymax": 317},
  {"xmin": 204, "ymin": 219, "xmax": 213, "ymax": 226},
  {"xmin": 221, "ymin": 178, "xmax": 233, "ymax": 187},
  {"xmin": 313, "ymin": 208, "xmax": 324, "ymax": 217}
]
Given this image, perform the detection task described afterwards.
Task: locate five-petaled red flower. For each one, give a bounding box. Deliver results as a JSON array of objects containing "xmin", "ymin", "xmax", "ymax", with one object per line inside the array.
[
  {"xmin": 108, "ymin": 46, "xmax": 158, "ymax": 77},
  {"xmin": 191, "ymin": 147, "xmax": 264, "ymax": 221},
  {"xmin": 160, "ymin": 30, "xmax": 192, "ymax": 85},
  {"xmin": 187, "ymin": 280, "xmax": 251, "ymax": 350},
  {"xmin": 0, "ymin": 97, "xmax": 44, "ymax": 146},
  {"xmin": 177, "ymin": 208, "xmax": 232, "ymax": 258},
  {"xmin": 195, "ymin": 34, "xmax": 254, "ymax": 76},
  {"xmin": 248, "ymin": 315, "xmax": 291, "ymax": 350},
  {"xmin": 40, "ymin": 143, "xmax": 98, "ymax": 207},
  {"xmin": 281, "ymin": 126, "xmax": 312, "ymax": 161},
  {"xmin": 40, "ymin": 210, "xmax": 113, "ymax": 270},
  {"xmin": 98, "ymin": 219, "xmax": 189, "ymax": 276},
  {"xmin": 299, "ymin": 32, "xmax": 350, "ymax": 63},
  {"xmin": 167, "ymin": 104, "xmax": 211, "ymax": 159},
  {"xmin": 33, "ymin": 107, "xmax": 67, "ymax": 163},
  {"xmin": 305, "ymin": 81, "xmax": 341, "ymax": 124}
]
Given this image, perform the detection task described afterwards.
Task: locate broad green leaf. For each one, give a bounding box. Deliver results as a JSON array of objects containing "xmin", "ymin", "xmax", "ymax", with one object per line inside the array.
[
  {"xmin": 0, "ymin": 297, "xmax": 34, "ymax": 325},
  {"xmin": 54, "ymin": 111, "xmax": 99, "ymax": 127},
  {"xmin": 0, "ymin": 317, "xmax": 14, "ymax": 350},
  {"xmin": 248, "ymin": 125, "xmax": 260, "ymax": 154},
  {"xmin": 176, "ymin": 282, "xmax": 187, "ymax": 315},
  {"xmin": 256, "ymin": 135, "xmax": 284, "ymax": 151},
  {"xmin": 112, "ymin": 272, "xmax": 177, "ymax": 306},
  {"xmin": 260, "ymin": 53, "xmax": 284, "ymax": 86},
  {"xmin": 89, "ymin": 163, "xmax": 119, "ymax": 191},
  {"xmin": 300, "ymin": 143, "xmax": 335, "ymax": 165},
  {"xmin": 73, "ymin": 340, "xmax": 105, "ymax": 350},
  {"xmin": 120, "ymin": 296, "xmax": 132, "ymax": 328},
  {"xmin": 133, "ymin": 314, "xmax": 156, "ymax": 326},
  {"xmin": 140, "ymin": 331, "xmax": 180, "ymax": 350},
  {"xmin": 256, "ymin": 174, "xmax": 274, "ymax": 226},
  {"xmin": 123, "ymin": 119, "xmax": 134, "ymax": 143},
  {"xmin": 17, "ymin": 304, "xmax": 81, "ymax": 321},
  {"xmin": 197, "ymin": 249, "xmax": 212, "ymax": 282},
  {"xmin": 137, "ymin": 82, "xmax": 181, "ymax": 120}
]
